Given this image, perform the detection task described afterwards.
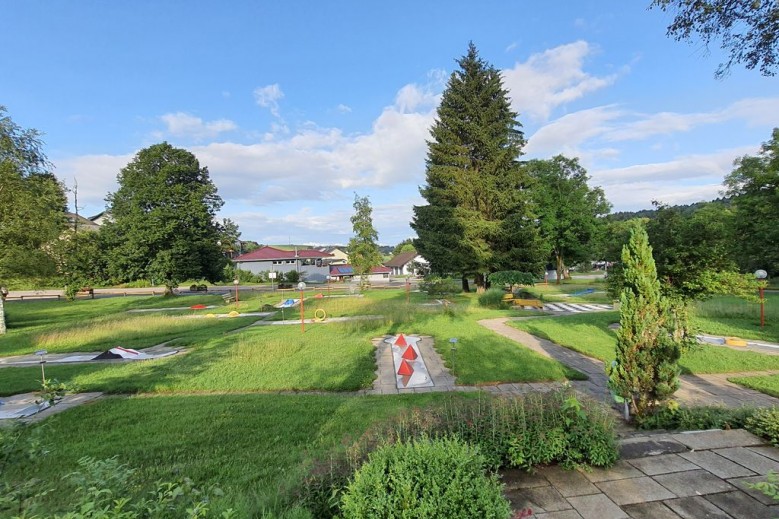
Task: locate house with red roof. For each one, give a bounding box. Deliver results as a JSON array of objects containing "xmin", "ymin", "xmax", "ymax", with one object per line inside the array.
[{"xmin": 234, "ymin": 246, "xmax": 333, "ymax": 282}]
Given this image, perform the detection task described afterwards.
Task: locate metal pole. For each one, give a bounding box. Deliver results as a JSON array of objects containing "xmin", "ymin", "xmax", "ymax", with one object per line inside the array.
[
  {"xmin": 300, "ymin": 289, "xmax": 305, "ymax": 333},
  {"xmin": 760, "ymin": 286, "xmax": 765, "ymax": 328}
]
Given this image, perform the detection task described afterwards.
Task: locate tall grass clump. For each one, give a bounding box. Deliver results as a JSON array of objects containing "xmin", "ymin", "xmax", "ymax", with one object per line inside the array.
[{"xmin": 478, "ymin": 288, "xmax": 507, "ymax": 309}]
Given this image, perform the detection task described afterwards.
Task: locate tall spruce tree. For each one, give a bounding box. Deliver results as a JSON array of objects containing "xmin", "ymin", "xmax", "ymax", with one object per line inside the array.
[
  {"xmin": 607, "ymin": 226, "xmax": 693, "ymax": 418},
  {"xmin": 412, "ymin": 43, "xmax": 543, "ymax": 292}
]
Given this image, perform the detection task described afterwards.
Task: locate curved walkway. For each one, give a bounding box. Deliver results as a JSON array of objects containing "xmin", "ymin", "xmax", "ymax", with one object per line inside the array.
[{"xmin": 478, "ymin": 318, "xmax": 779, "ymax": 408}]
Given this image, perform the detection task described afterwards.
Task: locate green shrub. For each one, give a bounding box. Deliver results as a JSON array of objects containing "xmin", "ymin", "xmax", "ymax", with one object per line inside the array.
[
  {"xmin": 300, "ymin": 390, "xmax": 618, "ymax": 518},
  {"xmin": 419, "ymin": 276, "xmax": 463, "ymax": 297},
  {"xmin": 507, "ymin": 393, "xmax": 618, "ymax": 470},
  {"xmin": 635, "ymin": 403, "xmax": 753, "ymax": 431},
  {"xmin": 348, "ymin": 389, "xmax": 616, "ymax": 471},
  {"xmin": 745, "ymin": 408, "xmax": 779, "ymax": 445},
  {"xmin": 340, "ymin": 438, "xmax": 510, "ymax": 519},
  {"xmin": 478, "ymin": 288, "xmax": 507, "ymax": 309}
]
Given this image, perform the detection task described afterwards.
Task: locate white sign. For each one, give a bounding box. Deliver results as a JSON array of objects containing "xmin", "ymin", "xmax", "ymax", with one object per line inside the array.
[{"xmin": 268, "ymin": 272, "xmax": 277, "ymax": 279}]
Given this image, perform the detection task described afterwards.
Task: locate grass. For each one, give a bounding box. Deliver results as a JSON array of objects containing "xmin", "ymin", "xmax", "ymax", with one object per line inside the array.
[
  {"xmin": 729, "ymin": 375, "xmax": 779, "ymax": 398},
  {"xmin": 692, "ymin": 293, "xmax": 779, "ymax": 343},
  {"xmin": 0, "ymin": 322, "xmax": 377, "ymax": 395},
  {"xmin": 511, "ymin": 310, "xmax": 779, "ymax": 374},
  {"xmin": 0, "ymin": 290, "xmax": 583, "ymax": 397},
  {"xmin": 524, "ymin": 282, "xmax": 611, "ymax": 304},
  {"xmin": 4, "ymin": 392, "xmax": 460, "ymax": 517}
]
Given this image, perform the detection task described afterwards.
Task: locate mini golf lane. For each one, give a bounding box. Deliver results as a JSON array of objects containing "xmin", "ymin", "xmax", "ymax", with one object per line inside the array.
[{"xmin": 386, "ymin": 334, "xmax": 435, "ymax": 389}]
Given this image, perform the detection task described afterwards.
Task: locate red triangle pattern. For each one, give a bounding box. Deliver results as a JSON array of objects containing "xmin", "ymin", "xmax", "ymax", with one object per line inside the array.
[
  {"xmin": 397, "ymin": 359, "xmax": 414, "ymax": 376},
  {"xmin": 401, "ymin": 346, "xmax": 418, "ymax": 360},
  {"xmin": 394, "ymin": 334, "xmax": 408, "ymax": 347}
]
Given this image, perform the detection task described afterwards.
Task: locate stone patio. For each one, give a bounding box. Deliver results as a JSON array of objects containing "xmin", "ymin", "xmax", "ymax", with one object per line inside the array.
[{"xmin": 503, "ymin": 429, "xmax": 779, "ymax": 518}]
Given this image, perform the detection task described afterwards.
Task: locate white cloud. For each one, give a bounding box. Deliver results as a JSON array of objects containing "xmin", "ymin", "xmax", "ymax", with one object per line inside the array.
[
  {"xmin": 254, "ymin": 84, "xmax": 284, "ymax": 117},
  {"xmin": 525, "ymin": 105, "xmax": 622, "ymax": 156},
  {"xmin": 159, "ymin": 112, "xmax": 237, "ymax": 140},
  {"xmin": 604, "ymin": 181, "xmax": 726, "ymax": 212},
  {"xmin": 502, "ymin": 41, "xmax": 617, "ymax": 121},
  {"xmin": 336, "ymin": 103, "xmax": 352, "ymax": 113},
  {"xmin": 592, "ymin": 146, "xmax": 756, "ymax": 185}
]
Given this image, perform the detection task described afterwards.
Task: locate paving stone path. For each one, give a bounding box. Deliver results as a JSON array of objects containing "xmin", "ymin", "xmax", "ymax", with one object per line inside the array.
[
  {"xmin": 479, "ymin": 318, "xmax": 779, "ymax": 409},
  {"xmin": 504, "ymin": 429, "xmax": 779, "ymax": 519}
]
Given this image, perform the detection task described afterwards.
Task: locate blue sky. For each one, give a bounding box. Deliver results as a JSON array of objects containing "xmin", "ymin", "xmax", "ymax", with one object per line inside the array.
[{"xmin": 2, "ymin": 1, "xmax": 777, "ymax": 246}]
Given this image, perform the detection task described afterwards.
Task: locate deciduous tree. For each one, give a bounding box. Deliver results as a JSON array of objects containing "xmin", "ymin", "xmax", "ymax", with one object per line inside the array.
[
  {"xmin": 527, "ymin": 156, "xmax": 611, "ymax": 284},
  {"xmin": 725, "ymin": 128, "xmax": 779, "ymax": 275},
  {"xmin": 412, "ymin": 43, "xmax": 543, "ymax": 291},
  {"xmin": 348, "ymin": 194, "xmax": 383, "ymax": 287},
  {"xmin": 646, "ymin": 201, "xmax": 750, "ymax": 300},
  {"xmin": 0, "ymin": 106, "xmax": 67, "ymax": 333},
  {"xmin": 651, "ymin": 0, "xmax": 779, "ymax": 77},
  {"xmin": 103, "ymin": 142, "xmax": 226, "ymax": 295}
]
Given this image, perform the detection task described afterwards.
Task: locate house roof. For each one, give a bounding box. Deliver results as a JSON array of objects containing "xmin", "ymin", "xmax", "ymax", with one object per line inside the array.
[
  {"xmin": 64, "ymin": 212, "xmax": 101, "ymax": 231},
  {"xmin": 235, "ymin": 246, "xmax": 333, "ymax": 262},
  {"xmin": 330, "ymin": 265, "xmax": 391, "ymax": 276},
  {"xmin": 383, "ymin": 251, "xmax": 418, "ymax": 268}
]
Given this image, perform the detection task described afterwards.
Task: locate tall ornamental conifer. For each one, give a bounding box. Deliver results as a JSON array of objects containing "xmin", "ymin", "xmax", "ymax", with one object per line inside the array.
[{"xmin": 608, "ymin": 226, "xmax": 693, "ymax": 418}]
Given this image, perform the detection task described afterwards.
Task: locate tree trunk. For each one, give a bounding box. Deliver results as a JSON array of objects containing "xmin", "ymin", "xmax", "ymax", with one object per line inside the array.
[
  {"xmin": 461, "ymin": 276, "xmax": 470, "ymax": 293},
  {"xmin": 556, "ymin": 253, "xmax": 564, "ymax": 285},
  {"xmin": 475, "ymin": 273, "xmax": 486, "ymax": 293},
  {"xmin": 0, "ymin": 295, "xmax": 6, "ymax": 335}
]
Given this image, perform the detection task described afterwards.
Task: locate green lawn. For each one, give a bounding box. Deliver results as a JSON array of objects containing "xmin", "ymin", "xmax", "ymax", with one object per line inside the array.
[
  {"xmin": 511, "ymin": 311, "xmax": 779, "ymax": 374},
  {"xmin": 0, "ymin": 290, "xmax": 582, "ymax": 396},
  {"xmin": 4, "ymin": 393, "xmax": 458, "ymax": 518},
  {"xmin": 692, "ymin": 294, "xmax": 779, "ymax": 343},
  {"xmin": 729, "ymin": 374, "xmax": 779, "ymax": 398}
]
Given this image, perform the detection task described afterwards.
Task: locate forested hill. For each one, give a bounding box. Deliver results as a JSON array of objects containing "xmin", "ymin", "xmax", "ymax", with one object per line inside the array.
[{"xmin": 608, "ymin": 197, "xmax": 731, "ymax": 221}]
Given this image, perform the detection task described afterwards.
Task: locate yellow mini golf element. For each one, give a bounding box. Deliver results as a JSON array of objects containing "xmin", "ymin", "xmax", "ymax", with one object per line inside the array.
[
  {"xmin": 228, "ymin": 311, "xmax": 240, "ymax": 318},
  {"xmin": 205, "ymin": 313, "xmax": 216, "ymax": 319},
  {"xmin": 314, "ymin": 308, "xmax": 327, "ymax": 322},
  {"xmin": 725, "ymin": 337, "xmax": 748, "ymax": 347}
]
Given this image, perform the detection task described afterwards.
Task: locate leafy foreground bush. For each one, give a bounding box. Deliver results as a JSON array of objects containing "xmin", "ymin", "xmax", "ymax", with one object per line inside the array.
[
  {"xmin": 478, "ymin": 288, "xmax": 507, "ymax": 309},
  {"xmin": 299, "ymin": 389, "xmax": 618, "ymax": 517},
  {"xmin": 340, "ymin": 438, "xmax": 510, "ymax": 519},
  {"xmin": 746, "ymin": 408, "xmax": 779, "ymax": 446},
  {"xmin": 635, "ymin": 402, "xmax": 754, "ymax": 432},
  {"xmin": 0, "ymin": 424, "xmax": 235, "ymax": 519}
]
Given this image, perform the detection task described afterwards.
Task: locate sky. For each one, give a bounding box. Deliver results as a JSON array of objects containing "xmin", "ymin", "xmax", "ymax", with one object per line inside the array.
[{"xmin": 2, "ymin": 1, "xmax": 777, "ymax": 247}]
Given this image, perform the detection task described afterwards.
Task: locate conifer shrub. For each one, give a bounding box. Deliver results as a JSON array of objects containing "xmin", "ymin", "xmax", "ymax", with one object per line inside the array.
[
  {"xmin": 607, "ymin": 227, "xmax": 695, "ymax": 418},
  {"xmin": 340, "ymin": 438, "xmax": 511, "ymax": 519}
]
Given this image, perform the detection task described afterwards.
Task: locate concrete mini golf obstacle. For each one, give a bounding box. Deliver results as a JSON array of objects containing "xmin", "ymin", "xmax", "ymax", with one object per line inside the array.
[{"xmin": 385, "ymin": 333, "xmax": 434, "ymax": 389}]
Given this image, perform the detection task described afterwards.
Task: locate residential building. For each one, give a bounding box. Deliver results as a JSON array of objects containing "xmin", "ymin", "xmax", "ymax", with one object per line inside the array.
[
  {"xmin": 384, "ymin": 251, "xmax": 428, "ymax": 277},
  {"xmin": 319, "ymin": 246, "xmax": 349, "ymax": 265},
  {"xmin": 234, "ymin": 246, "xmax": 333, "ymax": 282}
]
